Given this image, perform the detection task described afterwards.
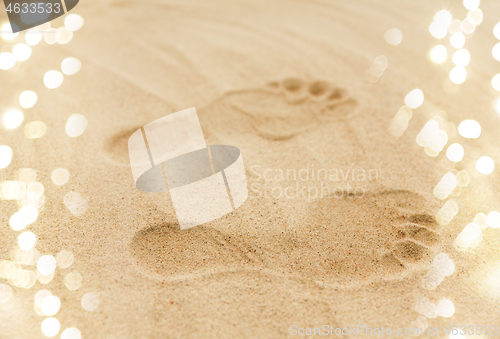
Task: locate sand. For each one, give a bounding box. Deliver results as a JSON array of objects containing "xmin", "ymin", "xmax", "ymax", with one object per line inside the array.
[{"xmin": 1, "ymin": 0, "xmax": 500, "ymax": 338}]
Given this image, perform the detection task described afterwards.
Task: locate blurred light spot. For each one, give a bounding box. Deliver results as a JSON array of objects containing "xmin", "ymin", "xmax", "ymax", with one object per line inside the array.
[
  {"xmin": 458, "ymin": 119, "xmax": 480, "ymax": 138},
  {"xmin": 0, "ymin": 283, "xmax": 12, "ymax": 302},
  {"xmin": 41, "ymin": 295, "xmax": 61, "ymax": 316},
  {"xmin": 19, "ymin": 91, "xmax": 37, "ymax": 109},
  {"xmin": 476, "ymin": 156, "xmax": 494, "ymax": 174},
  {"xmin": 486, "ymin": 211, "xmax": 500, "ymax": 228},
  {"xmin": 25, "ymin": 29, "xmax": 42, "ymax": 45},
  {"xmin": 27, "ymin": 182, "xmax": 44, "ymax": 200},
  {"xmin": 1, "ymin": 180, "xmax": 25, "ymax": 200},
  {"xmin": 404, "ymin": 89, "xmax": 424, "ymax": 109},
  {"xmin": 0, "ymin": 145, "xmax": 13, "ymax": 168},
  {"xmin": 456, "ymin": 170, "xmax": 469, "ymax": 186},
  {"xmin": 61, "ymin": 328, "xmax": 81, "ymax": 339},
  {"xmin": 436, "ymin": 200, "xmax": 458, "ymax": 226},
  {"xmin": 37, "ymin": 255, "xmax": 56, "ymax": 276},
  {"xmin": 10, "ymin": 205, "xmax": 38, "ymax": 231},
  {"xmin": 387, "ymin": 106, "xmax": 412, "ymax": 138},
  {"xmin": 434, "ymin": 172, "xmax": 457, "ymax": 200},
  {"xmin": 3, "ymin": 109, "xmax": 24, "ymax": 129},
  {"xmin": 64, "ymin": 191, "xmax": 88, "ymax": 215},
  {"xmin": 56, "ymin": 250, "xmax": 73, "ymax": 269},
  {"xmin": 474, "ymin": 212, "xmax": 488, "ymax": 229},
  {"xmin": 61, "ymin": 57, "xmax": 81, "ymax": 75},
  {"xmin": 1, "ymin": 23, "xmax": 18, "ymax": 40},
  {"xmin": 436, "ymin": 298, "xmax": 455, "ymax": 317},
  {"xmin": 44, "ymin": 28, "xmax": 61, "ymax": 44},
  {"xmin": 449, "ymin": 66, "xmax": 466, "ymax": 84},
  {"xmin": 448, "ymin": 20, "xmax": 462, "ymax": 35},
  {"xmin": 430, "ymin": 45, "xmax": 447, "ymax": 63},
  {"xmin": 51, "ymin": 168, "xmax": 70, "ymax": 186},
  {"xmin": 81, "ymin": 292, "xmax": 100, "ymax": 311},
  {"xmin": 429, "ymin": 22, "xmax": 448, "ymax": 39},
  {"xmin": 384, "ymin": 28, "xmax": 402, "ymax": 45},
  {"xmin": 64, "ymin": 272, "xmax": 82, "ymax": 290},
  {"xmin": 13, "ymin": 43, "xmax": 31, "ymax": 61},
  {"xmin": 38, "ymin": 271, "xmax": 54, "ymax": 285},
  {"xmin": 493, "ymin": 43, "xmax": 500, "ymax": 61},
  {"xmin": 461, "ymin": 18, "xmax": 476, "ymax": 34},
  {"xmin": 409, "ymin": 315, "xmax": 428, "ymax": 332},
  {"xmin": 65, "ymin": 114, "xmax": 88, "ymax": 137},
  {"xmin": 455, "ymin": 222, "xmax": 483, "ymax": 250},
  {"xmin": 434, "ymin": 10, "xmax": 452, "ymax": 27},
  {"xmin": 416, "ymin": 120, "xmax": 439, "ymax": 147},
  {"xmin": 467, "ymin": 9, "xmax": 483, "ymax": 26},
  {"xmin": 0, "ymin": 52, "xmax": 16, "ymax": 70},
  {"xmin": 65, "ymin": 14, "xmax": 84, "ymax": 31},
  {"xmin": 450, "ymin": 32, "xmax": 465, "ymax": 49},
  {"xmin": 24, "ymin": 121, "xmax": 46, "ymax": 139},
  {"xmin": 41, "ymin": 317, "xmax": 60, "ymax": 337},
  {"xmin": 12, "ymin": 248, "xmax": 39, "ymax": 266},
  {"xmin": 495, "ymin": 23, "xmax": 500, "ymax": 40},
  {"xmin": 463, "ymin": 0, "xmax": 480, "ymax": 11},
  {"xmin": 492, "ymin": 74, "xmax": 500, "ymax": 91},
  {"xmin": 452, "ymin": 49, "xmax": 470, "ymax": 66},
  {"xmin": 44, "ymin": 71, "xmax": 64, "ymax": 89},
  {"xmin": 57, "ymin": 27, "xmax": 73, "ymax": 45},
  {"xmin": 18, "ymin": 231, "xmax": 36, "ymax": 250},
  {"xmin": 446, "ymin": 143, "xmax": 464, "ymax": 162},
  {"xmin": 34, "ymin": 290, "xmax": 52, "ymax": 315}
]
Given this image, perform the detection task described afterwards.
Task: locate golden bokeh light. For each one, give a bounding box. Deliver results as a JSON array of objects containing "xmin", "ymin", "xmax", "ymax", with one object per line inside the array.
[
  {"xmin": 463, "ymin": 0, "xmax": 480, "ymax": 11},
  {"xmin": 486, "ymin": 211, "xmax": 500, "ymax": 228},
  {"xmin": 476, "ymin": 156, "xmax": 494, "ymax": 174},
  {"xmin": 65, "ymin": 114, "xmax": 88, "ymax": 137},
  {"xmin": 18, "ymin": 168, "xmax": 37, "ymax": 183},
  {"xmin": 0, "ymin": 52, "xmax": 16, "ymax": 70},
  {"xmin": 13, "ymin": 43, "xmax": 31, "ymax": 61},
  {"xmin": 0, "ymin": 283, "xmax": 12, "ymax": 302},
  {"xmin": 456, "ymin": 170, "xmax": 470, "ymax": 186},
  {"xmin": 436, "ymin": 200, "xmax": 458, "ymax": 226},
  {"xmin": 81, "ymin": 292, "xmax": 100, "ymax": 311},
  {"xmin": 44, "ymin": 28, "xmax": 61, "ymax": 44},
  {"xmin": 473, "ymin": 213, "xmax": 488, "ymax": 229},
  {"xmin": 455, "ymin": 222, "xmax": 482, "ymax": 251},
  {"xmin": 64, "ymin": 272, "xmax": 82, "ymax": 290},
  {"xmin": 416, "ymin": 120, "xmax": 439, "ymax": 147},
  {"xmin": 450, "ymin": 32, "xmax": 465, "ymax": 49},
  {"xmin": 37, "ymin": 255, "xmax": 57, "ymax": 276},
  {"xmin": 494, "ymin": 23, "xmax": 500, "ymax": 40},
  {"xmin": 57, "ymin": 27, "xmax": 73, "ymax": 45},
  {"xmin": 44, "ymin": 71, "xmax": 64, "ymax": 89},
  {"xmin": 3, "ymin": 109, "xmax": 24, "ymax": 130},
  {"xmin": 404, "ymin": 89, "xmax": 424, "ymax": 109},
  {"xmin": 458, "ymin": 119, "xmax": 481, "ymax": 138},
  {"xmin": 434, "ymin": 10, "xmax": 452, "ymax": 27},
  {"xmin": 41, "ymin": 317, "xmax": 60, "ymax": 337},
  {"xmin": 63, "ymin": 191, "xmax": 88, "ymax": 215},
  {"xmin": 492, "ymin": 74, "xmax": 500, "ymax": 91},
  {"xmin": 24, "ymin": 121, "xmax": 46, "ymax": 139},
  {"xmin": 18, "ymin": 231, "xmax": 37, "ymax": 250},
  {"xmin": 429, "ymin": 22, "xmax": 448, "ymax": 39},
  {"xmin": 61, "ymin": 328, "xmax": 81, "ymax": 339},
  {"xmin": 19, "ymin": 90, "xmax": 38, "ymax": 109},
  {"xmin": 65, "ymin": 14, "xmax": 84, "ymax": 32},
  {"xmin": 61, "ymin": 57, "xmax": 81, "ymax": 75},
  {"xmin": 0, "ymin": 145, "xmax": 13, "ymax": 169},
  {"xmin": 1, "ymin": 180, "xmax": 26, "ymax": 200},
  {"xmin": 460, "ymin": 18, "xmax": 476, "ymax": 34},
  {"xmin": 10, "ymin": 205, "xmax": 39, "ymax": 231},
  {"xmin": 436, "ymin": 299, "xmax": 455, "ymax": 317},
  {"xmin": 446, "ymin": 143, "xmax": 464, "ymax": 162},
  {"xmin": 449, "ymin": 66, "xmax": 467, "ymax": 84},
  {"xmin": 493, "ymin": 43, "xmax": 500, "ymax": 61},
  {"xmin": 384, "ymin": 28, "xmax": 402, "ymax": 45},
  {"xmin": 56, "ymin": 250, "xmax": 74, "ymax": 269},
  {"xmin": 41, "ymin": 295, "xmax": 61, "ymax": 316},
  {"xmin": 433, "ymin": 172, "xmax": 457, "ymax": 200},
  {"xmin": 452, "ymin": 49, "xmax": 470, "ymax": 66},
  {"xmin": 467, "ymin": 9, "xmax": 483, "ymax": 26},
  {"xmin": 430, "ymin": 45, "xmax": 447, "ymax": 63},
  {"xmin": 51, "ymin": 168, "xmax": 70, "ymax": 186},
  {"xmin": 1, "ymin": 23, "xmax": 18, "ymax": 41},
  {"xmin": 25, "ymin": 29, "xmax": 42, "ymax": 46}
]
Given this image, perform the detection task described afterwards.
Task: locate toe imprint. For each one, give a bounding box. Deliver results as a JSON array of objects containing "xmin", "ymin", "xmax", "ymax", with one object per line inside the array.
[{"xmin": 393, "ymin": 241, "xmax": 430, "ymax": 263}]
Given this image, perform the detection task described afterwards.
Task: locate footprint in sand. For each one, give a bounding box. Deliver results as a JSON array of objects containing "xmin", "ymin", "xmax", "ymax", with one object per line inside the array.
[
  {"xmin": 201, "ymin": 78, "xmax": 360, "ymax": 142},
  {"xmin": 129, "ymin": 190, "xmax": 440, "ymax": 286},
  {"xmin": 104, "ymin": 78, "xmax": 358, "ymax": 164}
]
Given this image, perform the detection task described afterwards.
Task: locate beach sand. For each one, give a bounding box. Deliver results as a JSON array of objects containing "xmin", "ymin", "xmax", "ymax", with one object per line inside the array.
[{"xmin": 1, "ymin": 0, "xmax": 500, "ymax": 338}]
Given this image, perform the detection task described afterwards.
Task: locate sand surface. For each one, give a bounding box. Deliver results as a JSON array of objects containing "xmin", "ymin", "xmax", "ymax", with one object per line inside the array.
[{"xmin": 1, "ymin": 0, "xmax": 500, "ymax": 338}]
